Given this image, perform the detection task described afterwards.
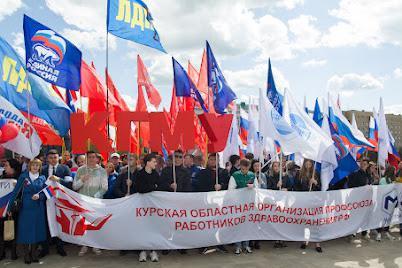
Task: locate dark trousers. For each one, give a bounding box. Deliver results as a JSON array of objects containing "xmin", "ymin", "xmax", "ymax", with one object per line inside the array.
[
  {"xmin": 23, "ymin": 244, "xmax": 38, "ymax": 262},
  {"xmin": 40, "ymin": 237, "xmax": 64, "ymax": 253},
  {"xmin": 41, "ymin": 209, "xmax": 64, "ymax": 254}
]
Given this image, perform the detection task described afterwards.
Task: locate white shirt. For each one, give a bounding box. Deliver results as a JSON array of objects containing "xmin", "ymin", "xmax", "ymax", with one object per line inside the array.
[
  {"xmin": 48, "ymin": 164, "xmax": 59, "ymax": 177},
  {"xmin": 29, "ymin": 172, "xmax": 40, "ymax": 181}
]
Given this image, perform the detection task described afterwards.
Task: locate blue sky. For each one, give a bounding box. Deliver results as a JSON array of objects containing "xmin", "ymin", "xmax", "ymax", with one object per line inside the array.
[{"xmin": 1, "ymin": 0, "xmax": 401, "ymax": 114}]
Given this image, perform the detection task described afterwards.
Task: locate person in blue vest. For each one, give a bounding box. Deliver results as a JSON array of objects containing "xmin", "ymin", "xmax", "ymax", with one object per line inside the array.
[
  {"xmin": 40, "ymin": 149, "xmax": 72, "ymax": 258},
  {"xmin": 228, "ymin": 158, "xmax": 256, "ymax": 254},
  {"xmin": 8, "ymin": 158, "xmax": 47, "ymax": 264}
]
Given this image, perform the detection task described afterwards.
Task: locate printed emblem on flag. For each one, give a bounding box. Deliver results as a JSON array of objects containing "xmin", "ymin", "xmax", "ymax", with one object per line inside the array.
[
  {"xmin": 31, "ymin": 30, "xmax": 66, "ymax": 68},
  {"xmin": 289, "ymin": 113, "xmax": 311, "ymax": 139},
  {"xmin": 271, "ymin": 109, "xmax": 292, "ymax": 136}
]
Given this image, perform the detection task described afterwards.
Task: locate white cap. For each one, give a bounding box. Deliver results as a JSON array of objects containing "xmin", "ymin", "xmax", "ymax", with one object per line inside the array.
[{"xmin": 110, "ymin": 153, "xmax": 120, "ymax": 159}]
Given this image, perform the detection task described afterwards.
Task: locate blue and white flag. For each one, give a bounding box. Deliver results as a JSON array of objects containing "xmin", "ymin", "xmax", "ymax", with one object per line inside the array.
[
  {"xmin": 327, "ymin": 115, "xmax": 359, "ymax": 185},
  {"xmin": 0, "ymin": 36, "xmax": 72, "ymax": 136},
  {"xmin": 23, "ymin": 15, "xmax": 82, "ymax": 91},
  {"xmin": 206, "ymin": 41, "xmax": 237, "ymax": 114},
  {"xmin": 107, "ymin": 0, "xmax": 166, "ymax": 53},
  {"xmin": 282, "ymin": 89, "xmax": 333, "ymax": 163},
  {"xmin": 266, "ymin": 59, "xmax": 283, "ymax": 115},
  {"xmin": 258, "ymin": 88, "xmax": 314, "ymax": 158}
]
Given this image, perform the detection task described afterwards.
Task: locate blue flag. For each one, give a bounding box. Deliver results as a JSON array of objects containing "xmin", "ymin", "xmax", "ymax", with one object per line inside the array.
[
  {"xmin": 0, "ymin": 36, "xmax": 72, "ymax": 136},
  {"xmin": 206, "ymin": 41, "xmax": 237, "ymax": 114},
  {"xmin": 328, "ymin": 115, "xmax": 359, "ymax": 185},
  {"xmin": 23, "ymin": 15, "xmax": 82, "ymax": 91},
  {"xmin": 172, "ymin": 57, "xmax": 208, "ymax": 112},
  {"xmin": 66, "ymin": 89, "xmax": 76, "ymax": 113},
  {"xmin": 107, "ymin": 0, "xmax": 166, "ymax": 53},
  {"xmin": 267, "ymin": 58, "xmax": 283, "ymax": 115},
  {"xmin": 313, "ymin": 98, "xmax": 323, "ymax": 127}
]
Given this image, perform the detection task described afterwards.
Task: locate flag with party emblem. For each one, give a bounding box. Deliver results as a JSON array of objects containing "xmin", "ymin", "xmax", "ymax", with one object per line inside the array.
[
  {"xmin": 206, "ymin": 41, "xmax": 236, "ymax": 114},
  {"xmin": 23, "ymin": 15, "xmax": 82, "ymax": 90},
  {"xmin": 107, "ymin": 0, "xmax": 166, "ymax": 53}
]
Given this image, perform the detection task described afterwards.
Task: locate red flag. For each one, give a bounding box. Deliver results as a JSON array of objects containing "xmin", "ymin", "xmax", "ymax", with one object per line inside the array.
[
  {"xmin": 106, "ymin": 69, "xmax": 130, "ymax": 112},
  {"xmin": 135, "ymin": 85, "xmax": 150, "ymax": 148},
  {"xmin": 198, "ymin": 50, "xmax": 215, "ymax": 114},
  {"xmin": 137, "ymin": 55, "xmax": 162, "ymax": 109},
  {"xmin": 80, "ymin": 61, "xmax": 119, "ymax": 106},
  {"xmin": 106, "ymin": 70, "xmax": 138, "ymax": 152},
  {"xmin": 21, "ymin": 112, "xmax": 63, "ymax": 146}
]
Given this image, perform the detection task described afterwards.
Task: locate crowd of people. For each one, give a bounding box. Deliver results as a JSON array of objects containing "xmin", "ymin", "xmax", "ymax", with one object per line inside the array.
[{"xmin": 0, "ymin": 149, "xmax": 401, "ymax": 264}]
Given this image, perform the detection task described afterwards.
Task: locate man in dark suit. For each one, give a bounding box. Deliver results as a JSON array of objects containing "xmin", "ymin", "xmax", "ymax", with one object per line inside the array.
[{"xmin": 40, "ymin": 149, "xmax": 73, "ymax": 258}]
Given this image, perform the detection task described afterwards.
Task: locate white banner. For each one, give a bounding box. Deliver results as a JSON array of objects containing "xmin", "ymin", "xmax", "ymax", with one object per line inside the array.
[{"xmin": 47, "ymin": 184, "xmax": 402, "ymax": 250}]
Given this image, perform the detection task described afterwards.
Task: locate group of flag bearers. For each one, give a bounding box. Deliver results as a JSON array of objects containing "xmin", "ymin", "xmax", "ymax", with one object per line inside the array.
[{"xmin": 0, "ymin": 0, "xmax": 401, "ymax": 264}]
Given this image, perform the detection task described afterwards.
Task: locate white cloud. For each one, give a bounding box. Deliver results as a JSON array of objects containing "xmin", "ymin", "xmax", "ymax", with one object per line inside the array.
[
  {"xmin": 121, "ymin": 94, "xmax": 137, "ymax": 110},
  {"xmin": 0, "ymin": 0, "xmax": 22, "ymax": 21},
  {"xmin": 225, "ymin": 64, "xmax": 290, "ymax": 96},
  {"xmin": 45, "ymin": 0, "xmax": 103, "ymax": 32},
  {"xmin": 45, "ymin": 0, "xmax": 114, "ymax": 52},
  {"xmin": 302, "ymin": 58, "xmax": 327, "ymax": 68},
  {"xmin": 322, "ymin": 0, "xmax": 402, "ymax": 48},
  {"xmin": 11, "ymin": 32, "xmax": 24, "ymax": 59},
  {"xmin": 288, "ymin": 15, "xmax": 322, "ymax": 51},
  {"xmin": 327, "ymin": 73, "xmax": 384, "ymax": 96},
  {"xmin": 62, "ymin": 29, "xmax": 117, "ymax": 52},
  {"xmin": 393, "ymin": 68, "xmax": 402, "ymax": 79},
  {"xmin": 385, "ymin": 104, "xmax": 402, "ymax": 115},
  {"xmin": 43, "ymin": 0, "xmax": 312, "ymax": 61},
  {"xmin": 276, "ymin": 0, "xmax": 304, "ymax": 10}
]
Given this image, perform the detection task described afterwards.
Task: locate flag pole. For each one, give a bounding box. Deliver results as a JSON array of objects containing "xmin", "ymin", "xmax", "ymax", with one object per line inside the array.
[
  {"xmin": 25, "ymin": 73, "xmax": 33, "ymax": 154},
  {"xmin": 258, "ymin": 137, "xmax": 263, "ymax": 187},
  {"xmin": 309, "ymin": 161, "xmax": 317, "ymax": 192},
  {"xmin": 105, "ymin": 31, "xmax": 110, "ymax": 140},
  {"xmin": 279, "ymin": 149, "xmax": 283, "ymax": 190},
  {"xmin": 173, "ymin": 152, "xmax": 177, "ymax": 192},
  {"xmin": 215, "ymin": 153, "xmax": 219, "ymax": 186}
]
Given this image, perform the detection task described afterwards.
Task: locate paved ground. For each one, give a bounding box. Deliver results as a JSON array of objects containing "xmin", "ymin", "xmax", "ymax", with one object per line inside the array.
[{"xmin": 2, "ymin": 229, "xmax": 402, "ymax": 268}]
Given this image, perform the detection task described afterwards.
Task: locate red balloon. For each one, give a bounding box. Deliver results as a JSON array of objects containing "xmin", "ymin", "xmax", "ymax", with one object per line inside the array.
[{"xmin": 0, "ymin": 123, "xmax": 19, "ymax": 143}]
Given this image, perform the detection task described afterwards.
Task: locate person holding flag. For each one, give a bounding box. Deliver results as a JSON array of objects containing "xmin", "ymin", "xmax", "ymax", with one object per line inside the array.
[
  {"xmin": 297, "ymin": 159, "xmax": 322, "ymax": 253},
  {"xmin": 7, "ymin": 159, "xmax": 47, "ymax": 264},
  {"xmin": 73, "ymin": 151, "xmax": 108, "ymax": 257},
  {"xmin": 228, "ymin": 159, "xmax": 255, "ymax": 254}
]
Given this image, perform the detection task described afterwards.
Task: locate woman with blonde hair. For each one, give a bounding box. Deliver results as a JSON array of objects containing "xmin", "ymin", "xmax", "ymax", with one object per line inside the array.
[{"xmin": 8, "ymin": 159, "xmax": 48, "ymax": 264}]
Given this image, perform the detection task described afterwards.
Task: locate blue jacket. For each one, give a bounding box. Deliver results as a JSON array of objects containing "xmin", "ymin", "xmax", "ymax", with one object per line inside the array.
[
  {"xmin": 103, "ymin": 172, "xmax": 118, "ymax": 199},
  {"xmin": 42, "ymin": 164, "xmax": 73, "ymax": 189},
  {"xmin": 8, "ymin": 172, "xmax": 47, "ymax": 244}
]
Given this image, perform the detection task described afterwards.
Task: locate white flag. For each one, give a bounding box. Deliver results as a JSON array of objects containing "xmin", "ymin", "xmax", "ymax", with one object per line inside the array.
[
  {"xmin": 258, "ymin": 88, "xmax": 315, "ymax": 158},
  {"xmin": 221, "ymin": 110, "xmax": 240, "ymax": 166},
  {"xmin": 282, "ymin": 89, "xmax": 333, "ymax": 162},
  {"xmin": 320, "ymin": 115, "xmax": 338, "ymax": 191},
  {"xmin": 0, "ymin": 95, "xmax": 41, "ymax": 159},
  {"xmin": 378, "ymin": 97, "xmax": 390, "ymax": 168}
]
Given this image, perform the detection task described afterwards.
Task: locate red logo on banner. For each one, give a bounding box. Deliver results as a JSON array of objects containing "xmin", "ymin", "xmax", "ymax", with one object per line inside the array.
[{"xmin": 53, "ymin": 187, "xmax": 112, "ymax": 236}]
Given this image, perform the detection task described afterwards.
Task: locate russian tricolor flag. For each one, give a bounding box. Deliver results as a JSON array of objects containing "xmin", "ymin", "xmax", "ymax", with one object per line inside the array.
[
  {"xmin": 43, "ymin": 185, "xmax": 56, "ymax": 200},
  {"xmin": 239, "ymin": 109, "xmax": 249, "ymax": 145},
  {"xmin": 328, "ymin": 96, "xmax": 374, "ymax": 149}
]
